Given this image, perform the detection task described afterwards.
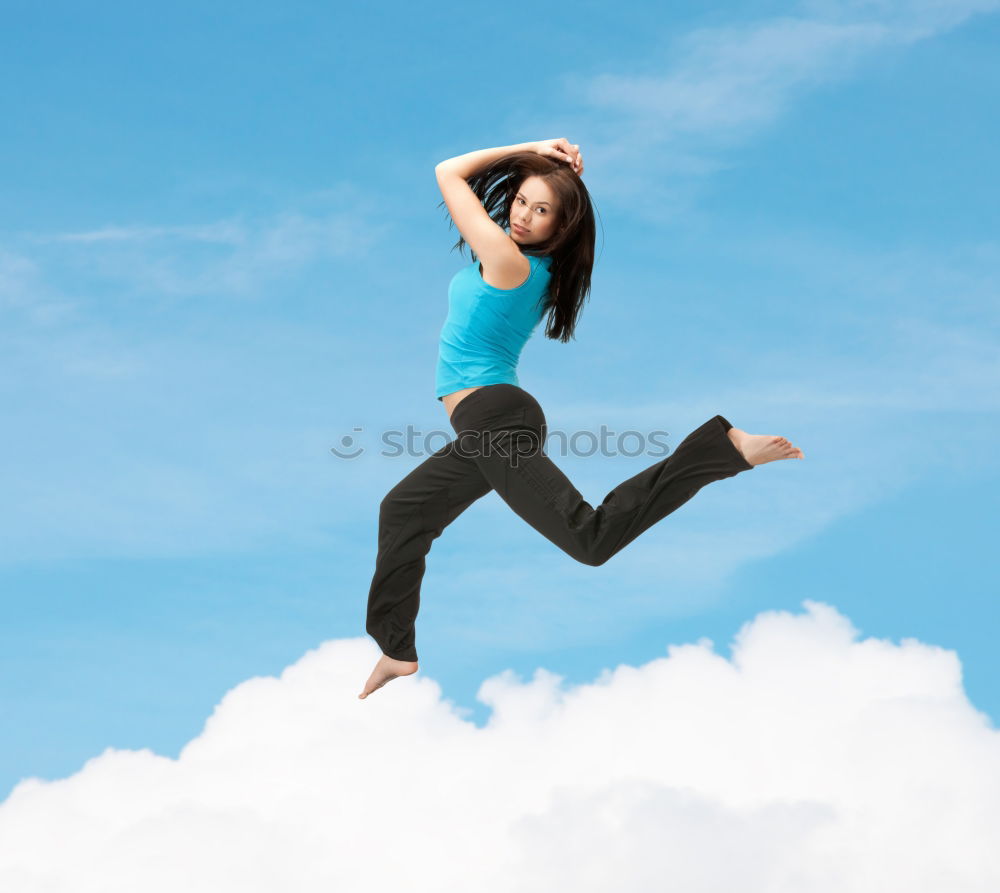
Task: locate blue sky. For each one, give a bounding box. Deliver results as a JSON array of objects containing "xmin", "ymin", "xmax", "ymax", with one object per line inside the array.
[{"xmin": 2, "ymin": 0, "xmax": 998, "ymax": 801}]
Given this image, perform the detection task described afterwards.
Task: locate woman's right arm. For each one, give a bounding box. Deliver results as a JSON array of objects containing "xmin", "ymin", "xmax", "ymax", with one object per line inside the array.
[
  {"xmin": 434, "ymin": 139, "xmax": 581, "ymax": 274},
  {"xmin": 436, "ymin": 141, "xmax": 539, "ymax": 181},
  {"xmin": 434, "ymin": 143, "xmax": 538, "ymax": 271},
  {"xmin": 436, "ymin": 139, "xmax": 581, "ymax": 179}
]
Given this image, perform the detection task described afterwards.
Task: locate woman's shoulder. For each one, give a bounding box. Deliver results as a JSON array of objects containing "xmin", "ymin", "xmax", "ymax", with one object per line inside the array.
[
  {"xmin": 527, "ymin": 253, "xmax": 553, "ymax": 277},
  {"xmin": 476, "ymin": 251, "xmax": 531, "ymax": 291},
  {"xmin": 459, "ymin": 251, "xmax": 552, "ymax": 293}
]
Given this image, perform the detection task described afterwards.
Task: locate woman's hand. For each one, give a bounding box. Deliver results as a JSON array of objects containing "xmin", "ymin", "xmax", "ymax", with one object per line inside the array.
[{"xmin": 533, "ymin": 138, "xmax": 584, "ymax": 175}]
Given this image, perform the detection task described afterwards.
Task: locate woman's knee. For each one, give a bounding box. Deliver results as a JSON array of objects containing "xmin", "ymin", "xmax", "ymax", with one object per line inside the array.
[
  {"xmin": 378, "ymin": 489, "xmax": 412, "ymax": 524},
  {"xmin": 566, "ymin": 542, "xmax": 609, "ymax": 567},
  {"xmin": 585, "ymin": 551, "xmax": 611, "ymax": 568}
]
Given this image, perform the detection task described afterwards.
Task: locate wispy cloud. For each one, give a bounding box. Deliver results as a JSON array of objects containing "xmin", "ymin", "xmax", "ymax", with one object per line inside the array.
[
  {"xmin": 0, "ymin": 248, "xmax": 75, "ymax": 325},
  {"xmin": 31, "ymin": 220, "xmax": 247, "ymax": 245},
  {"xmin": 529, "ymin": 0, "xmax": 1000, "ymax": 219},
  {"xmin": 0, "ymin": 184, "xmax": 394, "ymax": 563},
  {"xmin": 16, "ymin": 183, "xmax": 390, "ymax": 298}
]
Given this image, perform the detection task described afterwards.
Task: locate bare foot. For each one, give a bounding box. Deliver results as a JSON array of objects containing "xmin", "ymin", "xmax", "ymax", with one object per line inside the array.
[
  {"xmin": 358, "ymin": 653, "xmax": 419, "ymax": 699},
  {"xmin": 727, "ymin": 427, "xmax": 805, "ymax": 466}
]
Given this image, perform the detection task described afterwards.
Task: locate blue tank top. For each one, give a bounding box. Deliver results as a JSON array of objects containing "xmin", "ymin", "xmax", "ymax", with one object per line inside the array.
[{"xmin": 435, "ymin": 253, "xmax": 553, "ymax": 400}]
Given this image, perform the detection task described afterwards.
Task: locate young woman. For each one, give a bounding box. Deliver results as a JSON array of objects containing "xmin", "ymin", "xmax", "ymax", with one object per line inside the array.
[{"xmin": 359, "ymin": 138, "xmax": 804, "ymax": 699}]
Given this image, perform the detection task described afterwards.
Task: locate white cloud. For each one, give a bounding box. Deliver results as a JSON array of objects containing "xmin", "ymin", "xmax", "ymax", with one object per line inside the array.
[{"xmin": 2, "ymin": 601, "xmax": 999, "ymax": 892}]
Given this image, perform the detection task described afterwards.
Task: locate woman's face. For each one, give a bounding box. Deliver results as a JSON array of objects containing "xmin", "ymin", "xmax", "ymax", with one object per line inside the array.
[{"xmin": 509, "ymin": 176, "xmax": 561, "ymax": 246}]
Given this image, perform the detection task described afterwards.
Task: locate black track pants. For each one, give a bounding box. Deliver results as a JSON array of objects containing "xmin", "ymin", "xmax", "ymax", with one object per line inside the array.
[{"xmin": 365, "ymin": 383, "xmax": 754, "ymax": 661}]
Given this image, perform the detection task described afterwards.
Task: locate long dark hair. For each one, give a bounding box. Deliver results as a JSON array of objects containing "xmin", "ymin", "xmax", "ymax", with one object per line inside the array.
[{"xmin": 438, "ymin": 151, "xmax": 598, "ymax": 343}]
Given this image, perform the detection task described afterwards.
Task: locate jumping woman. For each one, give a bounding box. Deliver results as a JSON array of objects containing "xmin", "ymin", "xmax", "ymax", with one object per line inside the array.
[{"xmin": 359, "ymin": 138, "xmax": 804, "ymax": 699}]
